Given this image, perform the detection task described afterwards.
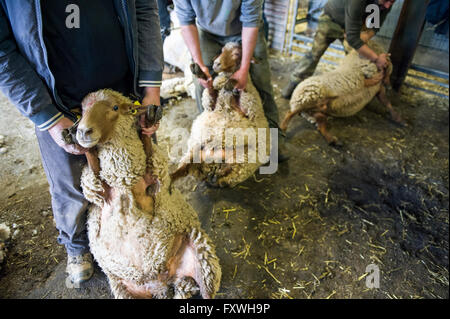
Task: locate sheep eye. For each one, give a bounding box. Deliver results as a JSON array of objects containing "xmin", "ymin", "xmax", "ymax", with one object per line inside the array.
[{"xmin": 113, "ymin": 105, "xmax": 119, "ymax": 111}]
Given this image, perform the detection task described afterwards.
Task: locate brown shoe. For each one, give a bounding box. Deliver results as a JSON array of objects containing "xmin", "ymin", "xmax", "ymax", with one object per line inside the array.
[{"xmin": 66, "ymin": 252, "xmax": 94, "ymax": 285}]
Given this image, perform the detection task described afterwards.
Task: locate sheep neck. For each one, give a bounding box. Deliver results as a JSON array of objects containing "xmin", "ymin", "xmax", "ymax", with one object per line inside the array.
[{"xmin": 97, "ymin": 115, "xmax": 147, "ymax": 189}]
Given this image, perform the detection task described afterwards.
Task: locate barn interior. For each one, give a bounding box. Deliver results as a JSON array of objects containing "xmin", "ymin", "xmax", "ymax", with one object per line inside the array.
[{"xmin": 0, "ymin": 0, "xmax": 448, "ymax": 299}]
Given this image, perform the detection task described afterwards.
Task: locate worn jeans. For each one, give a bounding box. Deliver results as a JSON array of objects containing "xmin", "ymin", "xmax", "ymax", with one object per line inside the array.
[
  {"xmin": 35, "ymin": 128, "xmax": 89, "ymax": 257},
  {"xmin": 194, "ymin": 26, "xmax": 281, "ymax": 135}
]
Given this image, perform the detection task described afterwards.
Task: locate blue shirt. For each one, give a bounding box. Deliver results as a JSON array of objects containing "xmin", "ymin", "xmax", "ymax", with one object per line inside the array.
[{"xmin": 174, "ymin": 0, "xmax": 263, "ymax": 36}]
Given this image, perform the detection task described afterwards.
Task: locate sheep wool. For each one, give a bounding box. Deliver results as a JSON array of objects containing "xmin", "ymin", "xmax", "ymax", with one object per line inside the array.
[
  {"xmin": 79, "ymin": 90, "xmax": 221, "ymax": 299},
  {"xmin": 290, "ymin": 41, "xmax": 392, "ymax": 119},
  {"xmin": 0, "ymin": 223, "xmax": 10, "ymax": 271},
  {"xmin": 178, "ymin": 56, "xmax": 270, "ymax": 188}
]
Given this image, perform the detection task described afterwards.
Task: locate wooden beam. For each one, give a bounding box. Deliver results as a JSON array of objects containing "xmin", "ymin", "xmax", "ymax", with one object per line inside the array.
[{"xmin": 389, "ymin": 0, "xmax": 430, "ymax": 91}]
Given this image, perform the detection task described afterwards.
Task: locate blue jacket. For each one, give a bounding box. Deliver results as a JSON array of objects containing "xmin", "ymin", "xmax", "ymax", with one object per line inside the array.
[{"xmin": 0, "ymin": 0, "xmax": 164, "ymax": 130}]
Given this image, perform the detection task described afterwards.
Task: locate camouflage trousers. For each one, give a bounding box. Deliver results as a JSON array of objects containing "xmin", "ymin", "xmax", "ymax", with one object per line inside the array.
[{"xmin": 291, "ymin": 14, "xmax": 345, "ymax": 83}]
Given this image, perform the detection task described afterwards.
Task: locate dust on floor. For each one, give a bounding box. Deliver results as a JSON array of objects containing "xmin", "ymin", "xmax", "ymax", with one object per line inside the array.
[{"xmin": 0, "ymin": 56, "xmax": 448, "ymax": 299}]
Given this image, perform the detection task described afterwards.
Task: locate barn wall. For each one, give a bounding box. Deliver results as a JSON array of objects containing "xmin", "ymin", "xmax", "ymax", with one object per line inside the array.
[{"xmin": 264, "ymin": 0, "xmax": 291, "ymax": 51}]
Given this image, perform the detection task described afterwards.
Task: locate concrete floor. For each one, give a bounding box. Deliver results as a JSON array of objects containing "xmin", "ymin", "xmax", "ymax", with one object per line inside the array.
[{"xmin": 0, "ymin": 55, "xmax": 448, "ymax": 299}]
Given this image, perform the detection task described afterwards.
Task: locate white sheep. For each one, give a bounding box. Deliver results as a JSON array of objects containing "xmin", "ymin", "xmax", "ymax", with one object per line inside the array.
[
  {"xmin": 170, "ymin": 42, "xmax": 270, "ymax": 188},
  {"xmin": 280, "ymin": 41, "xmax": 406, "ymax": 145},
  {"xmin": 0, "ymin": 223, "xmax": 10, "ymax": 271},
  {"xmin": 75, "ymin": 89, "xmax": 221, "ymax": 299}
]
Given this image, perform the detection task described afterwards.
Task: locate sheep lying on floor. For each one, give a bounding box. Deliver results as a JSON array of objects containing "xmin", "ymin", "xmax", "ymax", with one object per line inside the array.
[
  {"xmin": 75, "ymin": 89, "xmax": 221, "ymax": 299},
  {"xmin": 280, "ymin": 41, "xmax": 406, "ymax": 145},
  {"xmin": 0, "ymin": 223, "xmax": 10, "ymax": 272},
  {"xmin": 170, "ymin": 42, "xmax": 270, "ymax": 188}
]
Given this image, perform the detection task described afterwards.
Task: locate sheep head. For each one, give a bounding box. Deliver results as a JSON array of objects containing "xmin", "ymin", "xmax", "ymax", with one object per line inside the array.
[
  {"xmin": 76, "ymin": 99, "xmax": 142, "ymax": 148},
  {"xmin": 213, "ymin": 42, "xmax": 242, "ymax": 74}
]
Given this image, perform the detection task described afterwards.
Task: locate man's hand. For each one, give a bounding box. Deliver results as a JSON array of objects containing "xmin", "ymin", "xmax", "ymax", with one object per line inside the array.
[
  {"xmin": 231, "ymin": 66, "xmax": 249, "ymax": 91},
  {"xmin": 140, "ymin": 87, "xmax": 161, "ymax": 136},
  {"xmin": 197, "ymin": 63, "xmax": 213, "ymax": 89},
  {"xmin": 180, "ymin": 25, "xmax": 213, "ymax": 90},
  {"xmin": 375, "ymin": 53, "xmax": 390, "ymax": 70},
  {"xmin": 360, "ymin": 30, "xmax": 376, "ymax": 43},
  {"xmin": 232, "ymin": 27, "xmax": 259, "ymax": 91},
  {"xmin": 48, "ymin": 117, "xmax": 87, "ymax": 155}
]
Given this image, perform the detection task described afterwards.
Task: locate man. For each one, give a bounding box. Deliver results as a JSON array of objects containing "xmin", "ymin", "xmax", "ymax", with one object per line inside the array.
[
  {"xmin": 173, "ymin": 0, "xmax": 288, "ymax": 161},
  {"xmin": 0, "ymin": 0, "xmax": 163, "ymax": 284},
  {"xmin": 282, "ymin": 0, "xmax": 395, "ymax": 99},
  {"xmin": 305, "ymin": 0, "xmax": 328, "ymax": 37}
]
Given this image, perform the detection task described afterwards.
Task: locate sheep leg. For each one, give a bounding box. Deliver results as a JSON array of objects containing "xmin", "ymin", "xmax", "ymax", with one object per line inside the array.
[
  {"xmin": 364, "ymin": 71, "xmax": 385, "ymax": 87},
  {"xmin": 85, "ymin": 149, "xmax": 112, "ymax": 204},
  {"xmin": 168, "ymin": 230, "xmax": 221, "ymax": 299},
  {"xmin": 377, "ymin": 85, "xmax": 407, "ymax": 126},
  {"xmin": 280, "ymin": 109, "xmax": 303, "ymax": 131},
  {"xmin": 170, "ymin": 150, "xmax": 196, "ymax": 184},
  {"xmin": 230, "ymin": 91, "xmax": 247, "ymax": 118},
  {"xmin": 207, "ymin": 88, "xmax": 218, "ymax": 111},
  {"xmin": 313, "ymin": 111, "xmax": 340, "ymax": 146},
  {"xmin": 108, "ymin": 274, "xmax": 139, "ymax": 299},
  {"xmin": 131, "ymin": 175, "xmax": 155, "ymax": 215}
]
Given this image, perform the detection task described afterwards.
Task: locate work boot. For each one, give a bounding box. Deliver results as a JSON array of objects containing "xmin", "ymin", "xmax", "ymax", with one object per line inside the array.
[
  {"xmin": 66, "ymin": 252, "xmax": 94, "ymax": 285},
  {"xmin": 281, "ymin": 81, "xmax": 299, "ymax": 99}
]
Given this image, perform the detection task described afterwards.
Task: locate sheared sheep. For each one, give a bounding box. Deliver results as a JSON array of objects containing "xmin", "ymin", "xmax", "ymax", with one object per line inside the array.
[
  {"xmin": 170, "ymin": 42, "xmax": 270, "ymax": 188},
  {"xmin": 75, "ymin": 89, "xmax": 221, "ymax": 299},
  {"xmin": 280, "ymin": 41, "xmax": 406, "ymax": 145},
  {"xmin": 0, "ymin": 223, "xmax": 10, "ymax": 271}
]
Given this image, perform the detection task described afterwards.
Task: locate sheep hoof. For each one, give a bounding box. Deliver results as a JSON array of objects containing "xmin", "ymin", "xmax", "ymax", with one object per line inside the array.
[
  {"xmin": 329, "ymin": 138, "xmax": 343, "ymax": 148},
  {"xmin": 391, "ymin": 114, "xmax": 408, "ymax": 127},
  {"xmin": 207, "ymin": 173, "xmax": 218, "ymax": 186}
]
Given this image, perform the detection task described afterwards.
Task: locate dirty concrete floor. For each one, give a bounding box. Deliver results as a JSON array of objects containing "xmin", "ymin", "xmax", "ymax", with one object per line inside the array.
[{"xmin": 0, "ymin": 55, "xmax": 448, "ymax": 299}]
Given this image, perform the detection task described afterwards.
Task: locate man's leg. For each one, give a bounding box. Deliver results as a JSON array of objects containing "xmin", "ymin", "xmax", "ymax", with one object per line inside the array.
[
  {"xmin": 157, "ymin": 0, "xmax": 171, "ymax": 42},
  {"xmin": 35, "ymin": 128, "xmax": 93, "ymax": 282},
  {"xmin": 282, "ymin": 14, "xmax": 343, "ymax": 99},
  {"xmin": 194, "ymin": 28, "xmax": 223, "ymax": 113},
  {"xmin": 248, "ymin": 28, "xmax": 281, "ymax": 133},
  {"xmin": 225, "ymin": 28, "xmax": 288, "ymax": 162}
]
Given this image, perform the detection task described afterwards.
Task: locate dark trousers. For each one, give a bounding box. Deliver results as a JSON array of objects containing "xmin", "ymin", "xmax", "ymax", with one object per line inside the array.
[{"xmin": 35, "ymin": 128, "xmax": 89, "ymax": 257}]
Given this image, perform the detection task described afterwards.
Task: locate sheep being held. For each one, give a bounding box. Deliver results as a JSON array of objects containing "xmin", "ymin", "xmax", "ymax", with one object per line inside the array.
[
  {"xmin": 280, "ymin": 41, "xmax": 406, "ymax": 145},
  {"xmin": 171, "ymin": 42, "xmax": 271, "ymax": 188},
  {"xmin": 76, "ymin": 89, "xmax": 221, "ymax": 299},
  {"xmin": 0, "ymin": 223, "xmax": 10, "ymax": 272}
]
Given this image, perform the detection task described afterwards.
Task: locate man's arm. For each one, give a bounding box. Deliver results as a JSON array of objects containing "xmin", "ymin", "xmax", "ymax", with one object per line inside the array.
[
  {"xmin": 232, "ymin": 0, "xmax": 263, "ymax": 90},
  {"xmin": 135, "ymin": 0, "xmax": 164, "ymax": 135},
  {"xmin": 231, "ymin": 27, "xmax": 258, "ymax": 90},
  {"xmin": 174, "ymin": 0, "xmax": 213, "ymax": 89},
  {"xmin": 344, "ymin": 0, "xmax": 388, "ymax": 69}
]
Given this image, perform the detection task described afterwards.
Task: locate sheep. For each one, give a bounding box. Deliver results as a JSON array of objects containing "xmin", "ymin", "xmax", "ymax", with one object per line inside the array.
[
  {"xmin": 280, "ymin": 41, "xmax": 406, "ymax": 145},
  {"xmin": 170, "ymin": 42, "xmax": 270, "ymax": 188},
  {"xmin": 75, "ymin": 89, "xmax": 221, "ymax": 299},
  {"xmin": 0, "ymin": 223, "xmax": 10, "ymax": 271}
]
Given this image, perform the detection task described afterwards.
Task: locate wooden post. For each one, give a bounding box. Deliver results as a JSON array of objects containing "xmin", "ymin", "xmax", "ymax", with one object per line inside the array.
[{"xmin": 388, "ymin": 0, "xmax": 430, "ymax": 91}]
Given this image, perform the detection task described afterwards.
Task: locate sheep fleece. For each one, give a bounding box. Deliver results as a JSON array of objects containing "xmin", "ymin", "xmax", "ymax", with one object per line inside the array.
[
  {"xmin": 80, "ymin": 90, "xmax": 221, "ymax": 299},
  {"xmin": 181, "ymin": 72, "xmax": 270, "ymax": 187},
  {"xmin": 290, "ymin": 41, "xmax": 392, "ymax": 118}
]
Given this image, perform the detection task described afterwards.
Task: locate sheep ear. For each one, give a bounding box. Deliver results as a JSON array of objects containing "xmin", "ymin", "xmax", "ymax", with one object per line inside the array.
[{"xmin": 120, "ymin": 103, "xmax": 141, "ymax": 116}]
